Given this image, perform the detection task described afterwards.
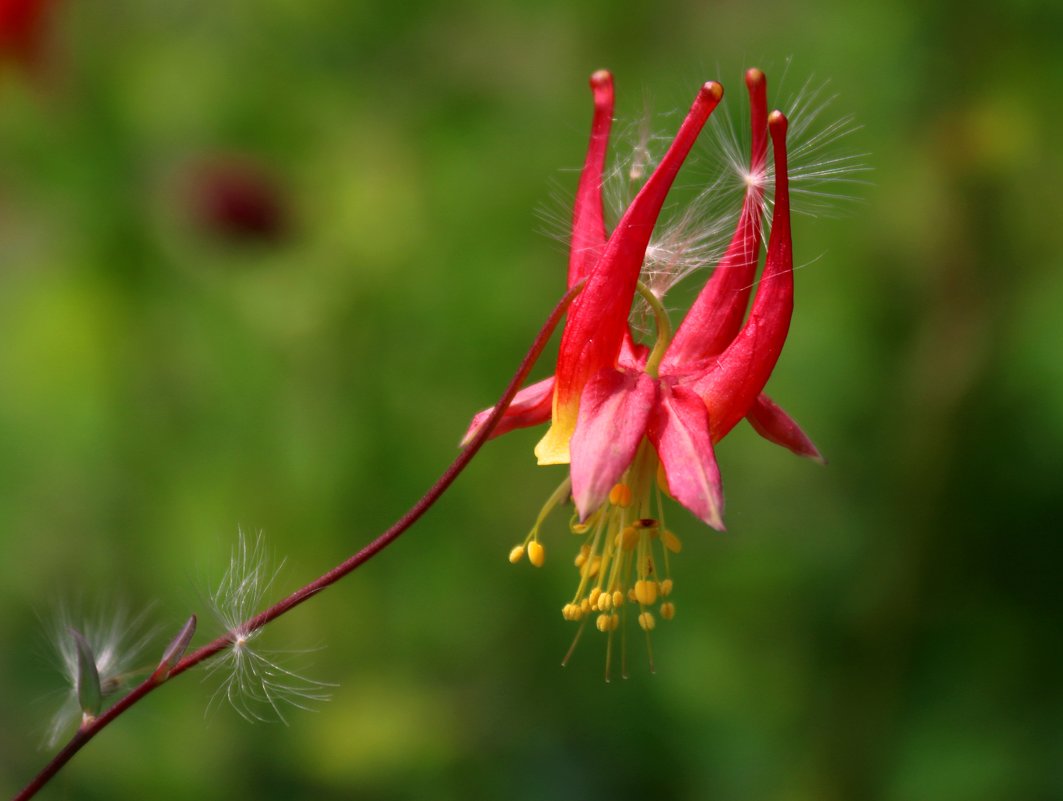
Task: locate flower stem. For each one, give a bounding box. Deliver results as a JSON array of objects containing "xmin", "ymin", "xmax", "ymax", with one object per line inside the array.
[
  {"xmin": 13, "ymin": 281, "xmax": 584, "ymax": 801},
  {"xmin": 635, "ymin": 280, "xmax": 672, "ymax": 378}
]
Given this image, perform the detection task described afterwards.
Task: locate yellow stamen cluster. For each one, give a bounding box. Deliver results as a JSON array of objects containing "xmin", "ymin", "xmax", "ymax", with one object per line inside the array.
[
  {"xmin": 565, "ymin": 491, "xmax": 679, "ymax": 677},
  {"xmin": 508, "ymin": 438, "xmax": 683, "ymax": 677}
]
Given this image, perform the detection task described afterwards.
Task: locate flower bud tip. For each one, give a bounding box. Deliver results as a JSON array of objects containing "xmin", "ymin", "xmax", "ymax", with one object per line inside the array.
[
  {"xmin": 701, "ymin": 81, "xmax": 724, "ymax": 102},
  {"xmin": 745, "ymin": 68, "xmax": 765, "ymax": 89},
  {"xmin": 154, "ymin": 614, "xmax": 197, "ymax": 681},
  {"xmin": 768, "ymin": 109, "xmax": 788, "ymax": 136},
  {"xmin": 590, "ymin": 69, "xmax": 612, "ymax": 88}
]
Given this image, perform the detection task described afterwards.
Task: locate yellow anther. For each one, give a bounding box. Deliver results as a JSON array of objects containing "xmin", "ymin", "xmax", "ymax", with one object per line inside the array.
[
  {"xmin": 610, "ymin": 613, "xmax": 620, "ymax": 631},
  {"xmin": 657, "ymin": 463, "xmax": 671, "ymax": 495},
  {"xmin": 581, "ymin": 556, "xmax": 601, "ymax": 579},
  {"xmin": 527, "ymin": 540, "xmax": 545, "ymax": 567},
  {"xmin": 588, "ymin": 587, "xmax": 602, "ymax": 608},
  {"xmin": 638, "ymin": 611, "xmax": 656, "ymax": 631},
  {"xmin": 634, "ymin": 579, "xmax": 658, "ymax": 606},
  {"xmin": 570, "ymin": 509, "xmax": 600, "ymax": 534},
  {"xmin": 612, "ymin": 590, "xmax": 624, "ymax": 608},
  {"xmin": 580, "ymin": 598, "xmax": 591, "ymax": 614},
  {"xmin": 562, "ymin": 603, "xmax": 583, "ymax": 621},
  {"xmin": 508, "ymin": 545, "xmax": 525, "ymax": 564},
  {"xmin": 596, "ymin": 613, "xmax": 612, "ymax": 633},
  {"xmin": 628, "ymin": 588, "xmax": 637, "ymax": 603},
  {"xmin": 659, "ymin": 578, "xmax": 674, "ymax": 597},
  {"xmin": 608, "ymin": 483, "xmax": 633, "ymax": 508},
  {"xmin": 660, "ymin": 602, "xmax": 675, "ymax": 620},
  {"xmin": 574, "ymin": 544, "xmax": 590, "ymax": 568},
  {"xmin": 617, "ymin": 526, "xmax": 638, "ymax": 551},
  {"xmin": 661, "ymin": 529, "xmax": 682, "ymax": 553},
  {"xmin": 597, "ymin": 593, "xmax": 612, "ymax": 611}
]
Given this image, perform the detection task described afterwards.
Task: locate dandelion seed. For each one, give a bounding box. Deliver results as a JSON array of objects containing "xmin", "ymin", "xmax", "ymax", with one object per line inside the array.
[
  {"xmin": 708, "ymin": 65, "xmax": 871, "ymax": 224},
  {"xmin": 44, "ymin": 602, "xmax": 154, "ymax": 747},
  {"xmin": 206, "ymin": 529, "xmax": 333, "ymax": 723}
]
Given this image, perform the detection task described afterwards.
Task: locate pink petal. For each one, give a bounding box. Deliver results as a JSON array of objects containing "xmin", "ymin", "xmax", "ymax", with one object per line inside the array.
[
  {"xmin": 537, "ymin": 82, "xmax": 723, "ymax": 465},
  {"xmin": 662, "ymin": 69, "xmax": 770, "ymax": 374},
  {"xmin": 648, "ymin": 383, "xmax": 725, "ymax": 530},
  {"xmin": 460, "ymin": 375, "xmax": 555, "ymax": 446},
  {"xmin": 568, "ymin": 70, "xmax": 615, "ymax": 288},
  {"xmin": 569, "ymin": 368, "xmax": 658, "ymax": 520},
  {"xmin": 618, "ymin": 331, "xmax": 649, "ymax": 371},
  {"xmin": 686, "ymin": 110, "xmax": 794, "ymax": 443},
  {"xmin": 746, "ymin": 393, "xmax": 825, "ymax": 463}
]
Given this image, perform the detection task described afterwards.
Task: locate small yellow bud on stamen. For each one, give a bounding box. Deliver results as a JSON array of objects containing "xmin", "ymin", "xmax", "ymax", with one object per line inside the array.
[
  {"xmin": 597, "ymin": 592, "xmax": 612, "ymax": 611},
  {"xmin": 574, "ymin": 544, "xmax": 590, "ymax": 568},
  {"xmin": 610, "ymin": 613, "xmax": 620, "ymax": 630},
  {"xmin": 527, "ymin": 541, "xmax": 545, "ymax": 567},
  {"xmin": 612, "ymin": 590, "xmax": 624, "ymax": 608},
  {"xmin": 628, "ymin": 588, "xmax": 637, "ymax": 603},
  {"xmin": 660, "ymin": 602, "xmax": 675, "ymax": 620},
  {"xmin": 508, "ymin": 545, "xmax": 525, "ymax": 564},
  {"xmin": 570, "ymin": 509, "xmax": 600, "ymax": 533},
  {"xmin": 659, "ymin": 578, "xmax": 674, "ymax": 596},
  {"xmin": 634, "ymin": 579, "xmax": 658, "ymax": 606},
  {"xmin": 619, "ymin": 526, "xmax": 639, "ymax": 551},
  {"xmin": 580, "ymin": 598, "xmax": 591, "ymax": 614},
  {"xmin": 581, "ymin": 556, "xmax": 601, "ymax": 579},
  {"xmin": 638, "ymin": 611, "xmax": 656, "ymax": 631},
  {"xmin": 608, "ymin": 483, "xmax": 633, "ymax": 508},
  {"xmin": 661, "ymin": 530, "xmax": 682, "ymax": 553},
  {"xmin": 563, "ymin": 603, "xmax": 584, "ymax": 621},
  {"xmin": 588, "ymin": 587, "xmax": 601, "ymax": 608},
  {"xmin": 596, "ymin": 613, "xmax": 612, "ymax": 633}
]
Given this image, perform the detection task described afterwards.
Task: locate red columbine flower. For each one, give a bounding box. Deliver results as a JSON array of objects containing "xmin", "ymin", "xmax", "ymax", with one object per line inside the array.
[{"xmin": 464, "ymin": 69, "xmax": 822, "ymax": 662}]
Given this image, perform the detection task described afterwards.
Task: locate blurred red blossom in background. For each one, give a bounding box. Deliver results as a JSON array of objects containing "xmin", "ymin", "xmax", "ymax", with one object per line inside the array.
[{"xmin": 184, "ymin": 156, "xmax": 290, "ymax": 245}]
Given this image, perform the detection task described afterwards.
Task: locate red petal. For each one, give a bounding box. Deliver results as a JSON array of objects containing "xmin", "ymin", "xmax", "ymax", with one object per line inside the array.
[
  {"xmin": 568, "ymin": 70, "xmax": 615, "ymax": 288},
  {"xmin": 618, "ymin": 332, "xmax": 649, "ymax": 371},
  {"xmin": 662, "ymin": 68, "xmax": 770, "ymax": 374},
  {"xmin": 746, "ymin": 393, "xmax": 825, "ymax": 463},
  {"xmin": 648, "ymin": 383, "xmax": 725, "ymax": 530},
  {"xmin": 537, "ymin": 82, "xmax": 723, "ymax": 464},
  {"xmin": 569, "ymin": 369, "xmax": 657, "ymax": 520},
  {"xmin": 687, "ymin": 110, "xmax": 794, "ymax": 443},
  {"xmin": 460, "ymin": 375, "xmax": 555, "ymax": 446}
]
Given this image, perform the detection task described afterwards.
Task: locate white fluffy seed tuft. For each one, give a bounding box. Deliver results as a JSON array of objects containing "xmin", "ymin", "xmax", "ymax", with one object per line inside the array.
[
  {"xmin": 43, "ymin": 602, "xmax": 155, "ymax": 747},
  {"xmin": 206, "ymin": 528, "xmax": 333, "ymax": 724}
]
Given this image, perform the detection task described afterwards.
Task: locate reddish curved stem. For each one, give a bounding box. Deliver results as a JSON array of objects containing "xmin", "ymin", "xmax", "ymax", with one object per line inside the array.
[{"xmin": 13, "ymin": 282, "xmax": 583, "ymax": 801}]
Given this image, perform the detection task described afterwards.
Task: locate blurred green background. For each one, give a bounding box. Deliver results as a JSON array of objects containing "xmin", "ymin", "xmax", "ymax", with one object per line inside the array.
[{"xmin": 2, "ymin": 0, "xmax": 1062, "ymax": 799}]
